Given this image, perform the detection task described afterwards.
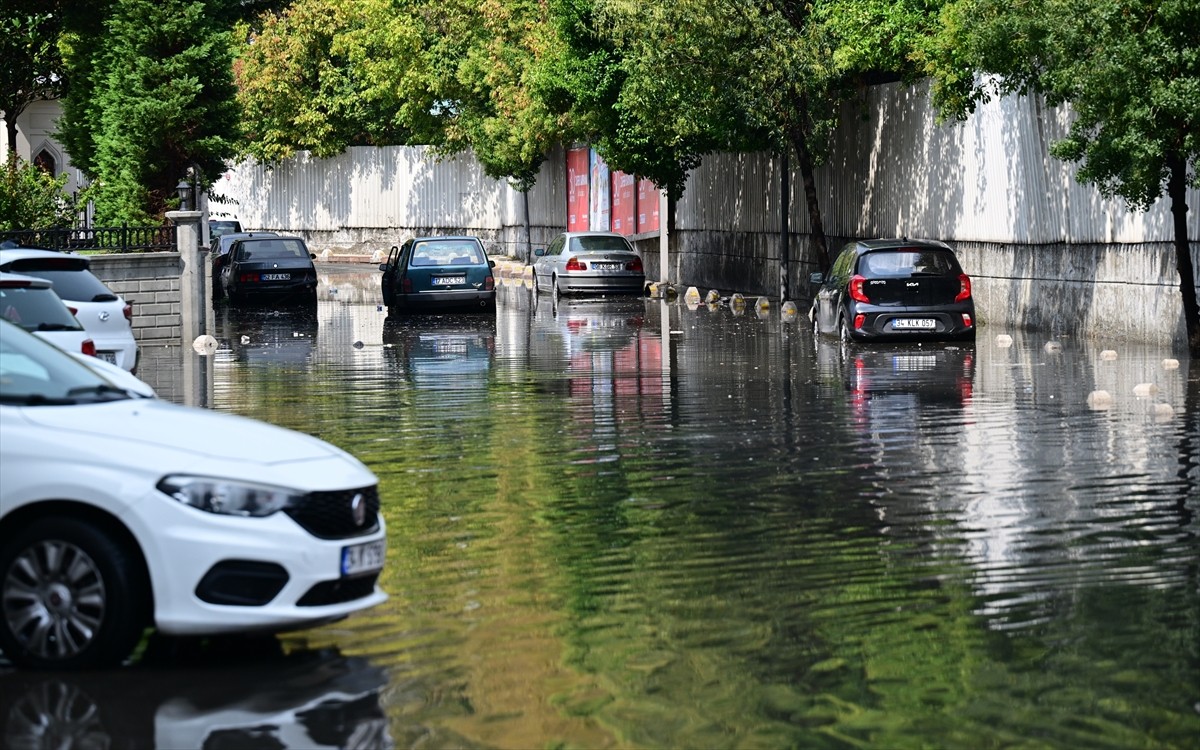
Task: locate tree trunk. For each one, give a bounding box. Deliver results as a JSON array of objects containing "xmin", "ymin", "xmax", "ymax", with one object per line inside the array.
[
  {"xmin": 5, "ymin": 116, "xmax": 18, "ymax": 160},
  {"xmin": 788, "ymin": 121, "xmax": 830, "ymax": 273},
  {"xmin": 1167, "ymin": 152, "xmax": 1199, "ymax": 356}
]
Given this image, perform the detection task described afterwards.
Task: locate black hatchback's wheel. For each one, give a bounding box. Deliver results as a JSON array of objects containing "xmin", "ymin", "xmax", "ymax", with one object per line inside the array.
[
  {"xmin": 0, "ymin": 518, "xmax": 148, "ymax": 670},
  {"xmin": 838, "ymin": 315, "xmax": 855, "ymax": 347}
]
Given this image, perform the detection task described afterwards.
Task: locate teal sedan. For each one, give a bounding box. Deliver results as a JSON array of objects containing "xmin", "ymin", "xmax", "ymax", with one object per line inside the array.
[{"xmin": 380, "ymin": 236, "xmax": 496, "ymax": 313}]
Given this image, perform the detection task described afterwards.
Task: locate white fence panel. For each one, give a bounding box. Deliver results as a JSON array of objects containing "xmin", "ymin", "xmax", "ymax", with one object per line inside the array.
[
  {"xmin": 213, "ymin": 146, "xmax": 565, "ymax": 238},
  {"xmin": 677, "ymin": 80, "xmax": 1197, "ymax": 245}
]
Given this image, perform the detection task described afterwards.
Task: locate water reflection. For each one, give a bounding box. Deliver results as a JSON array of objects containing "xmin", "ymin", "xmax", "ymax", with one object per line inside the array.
[
  {"xmin": 212, "ymin": 306, "xmax": 319, "ymax": 366},
  {"xmin": 122, "ymin": 274, "xmax": 1200, "ymax": 748},
  {"xmin": 382, "ymin": 313, "xmax": 496, "ymax": 393},
  {"xmin": 0, "ymin": 637, "xmax": 392, "ymax": 750}
]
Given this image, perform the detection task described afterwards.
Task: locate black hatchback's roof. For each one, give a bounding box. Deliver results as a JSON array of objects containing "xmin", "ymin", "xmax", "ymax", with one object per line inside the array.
[
  {"xmin": 852, "ymin": 238, "xmax": 954, "ymax": 254},
  {"xmin": 859, "ymin": 236, "xmax": 950, "ymax": 252}
]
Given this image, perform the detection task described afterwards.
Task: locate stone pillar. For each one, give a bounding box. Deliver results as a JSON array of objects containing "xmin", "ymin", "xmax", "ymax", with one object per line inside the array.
[
  {"xmin": 659, "ymin": 189, "xmax": 669, "ymax": 285},
  {"xmin": 165, "ymin": 210, "xmax": 212, "ymax": 408}
]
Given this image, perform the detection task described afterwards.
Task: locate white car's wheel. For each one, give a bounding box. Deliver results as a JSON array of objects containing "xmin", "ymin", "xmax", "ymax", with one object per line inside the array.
[{"xmin": 0, "ymin": 517, "xmax": 148, "ymax": 670}]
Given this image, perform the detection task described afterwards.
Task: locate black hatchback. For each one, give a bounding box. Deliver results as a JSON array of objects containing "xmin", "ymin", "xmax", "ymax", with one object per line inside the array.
[
  {"xmin": 809, "ymin": 239, "xmax": 975, "ymax": 343},
  {"xmin": 220, "ymin": 236, "xmax": 318, "ymax": 306}
]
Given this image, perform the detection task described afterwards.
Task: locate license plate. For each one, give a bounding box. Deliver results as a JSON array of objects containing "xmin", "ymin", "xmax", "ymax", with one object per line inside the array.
[
  {"xmin": 893, "ymin": 318, "xmax": 936, "ymax": 329},
  {"xmin": 341, "ymin": 539, "xmax": 386, "ymax": 576},
  {"xmin": 98, "ymin": 351, "xmax": 117, "ymax": 365},
  {"xmin": 261, "ymin": 273, "xmax": 290, "ymax": 281},
  {"xmin": 432, "ymin": 276, "xmax": 465, "ymax": 286},
  {"xmin": 591, "ymin": 263, "xmax": 621, "ymax": 271}
]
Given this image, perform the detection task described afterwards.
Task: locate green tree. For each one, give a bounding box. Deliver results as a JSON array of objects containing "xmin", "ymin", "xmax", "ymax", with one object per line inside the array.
[
  {"xmin": 425, "ymin": 0, "xmax": 567, "ymax": 190},
  {"xmin": 0, "ymin": 157, "xmax": 72, "ymax": 230},
  {"xmin": 0, "ymin": 1, "xmax": 64, "ymax": 159},
  {"xmin": 58, "ymin": 0, "xmax": 241, "ymax": 224},
  {"xmin": 234, "ymin": 0, "xmax": 436, "ymax": 162},
  {"xmin": 919, "ymin": 0, "xmax": 1200, "ymax": 354},
  {"xmin": 575, "ymin": 0, "xmax": 945, "ymax": 270}
]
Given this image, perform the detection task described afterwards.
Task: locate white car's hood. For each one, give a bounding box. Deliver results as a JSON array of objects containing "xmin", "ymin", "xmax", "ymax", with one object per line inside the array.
[{"xmin": 19, "ymin": 399, "xmax": 357, "ymax": 467}]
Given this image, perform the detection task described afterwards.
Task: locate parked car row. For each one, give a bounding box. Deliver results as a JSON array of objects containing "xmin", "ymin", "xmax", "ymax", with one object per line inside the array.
[
  {"xmin": 0, "ymin": 247, "xmax": 139, "ymax": 371},
  {"xmin": 376, "ymin": 231, "xmax": 649, "ymax": 315}
]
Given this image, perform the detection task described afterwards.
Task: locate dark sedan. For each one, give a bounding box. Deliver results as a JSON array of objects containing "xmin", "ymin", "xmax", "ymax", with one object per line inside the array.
[
  {"xmin": 379, "ymin": 236, "xmax": 496, "ymax": 313},
  {"xmin": 211, "ymin": 231, "xmax": 278, "ymax": 301},
  {"xmin": 220, "ymin": 236, "xmax": 318, "ymax": 306},
  {"xmin": 809, "ymin": 238, "xmax": 976, "ymax": 343}
]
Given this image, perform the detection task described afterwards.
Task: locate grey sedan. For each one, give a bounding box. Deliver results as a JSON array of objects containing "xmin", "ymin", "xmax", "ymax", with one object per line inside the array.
[{"xmin": 532, "ymin": 231, "xmax": 645, "ymax": 296}]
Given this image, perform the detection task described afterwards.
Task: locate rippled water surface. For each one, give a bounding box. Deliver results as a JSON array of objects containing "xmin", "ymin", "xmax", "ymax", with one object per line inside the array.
[{"xmin": 10, "ymin": 268, "xmax": 1197, "ymax": 749}]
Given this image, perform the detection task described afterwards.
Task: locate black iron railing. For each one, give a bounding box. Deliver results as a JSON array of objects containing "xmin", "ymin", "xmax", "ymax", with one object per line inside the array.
[{"xmin": 0, "ymin": 225, "xmax": 177, "ymax": 253}]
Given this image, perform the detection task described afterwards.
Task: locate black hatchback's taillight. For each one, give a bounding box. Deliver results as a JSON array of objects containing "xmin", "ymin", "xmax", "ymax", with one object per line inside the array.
[
  {"xmin": 849, "ymin": 274, "xmax": 869, "ymax": 303},
  {"xmin": 955, "ymin": 274, "xmax": 972, "ymax": 302}
]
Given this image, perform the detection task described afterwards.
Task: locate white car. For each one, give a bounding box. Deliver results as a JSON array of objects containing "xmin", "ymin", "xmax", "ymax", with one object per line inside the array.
[
  {"xmin": 1, "ymin": 272, "xmax": 154, "ymax": 398},
  {"xmin": 0, "ymin": 271, "xmax": 94, "ymax": 358},
  {"xmin": 0, "ymin": 320, "xmax": 388, "ymax": 669},
  {"xmin": 0, "ymin": 247, "xmax": 139, "ymax": 372}
]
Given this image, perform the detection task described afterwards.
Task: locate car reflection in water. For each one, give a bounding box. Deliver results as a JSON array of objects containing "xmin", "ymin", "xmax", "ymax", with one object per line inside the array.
[
  {"xmin": 814, "ymin": 336, "xmax": 976, "ymax": 423},
  {"xmin": 383, "ymin": 313, "xmax": 496, "ymax": 395},
  {"xmin": 541, "ymin": 294, "xmax": 646, "ymax": 357},
  {"xmin": 213, "ymin": 306, "xmax": 319, "ymax": 366},
  {"xmin": 0, "ymin": 637, "xmax": 392, "ymax": 750}
]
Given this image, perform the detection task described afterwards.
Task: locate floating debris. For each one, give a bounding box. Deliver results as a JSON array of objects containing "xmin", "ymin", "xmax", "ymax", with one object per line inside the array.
[
  {"xmin": 1099, "ymin": 350, "xmax": 1117, "ymax": 361},
  {"xmin": 1044, "ymin": 341, "xmax": 1063, "ymax": 354},
  {"xmin": 704, "ymin": 289, "xmax": 721, "ymax": 304},
  {"xmin": 996, "ymin": 334, "xmax": 1013, "ymax": 348},
  {"xmin": 1086, "ymin": 390, "xmax": 1113, "ymax": 410},
  {"xmin": 192, "ymin": 334, "xmax": 218, "ymax": 355},
  {"xmin": 1162, "ymin": 358, "xmax": 1180, "ymax": 370},
  {"xmin": 1132, "ymin": 383, "xmax": 1159, "ymax": 398},
  {"xmin": 684, "ymin": 287, "xmax": 702, "ymax": 305}
]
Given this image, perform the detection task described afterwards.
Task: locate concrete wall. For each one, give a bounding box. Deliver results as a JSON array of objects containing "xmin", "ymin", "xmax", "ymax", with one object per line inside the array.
[
  {"xmin": 87, "ymin": 252, "xmax": 183, "ymax": 345},
  {"xmin": 87, "ymin": 252, "xmax": 188, "ymax": 400}
]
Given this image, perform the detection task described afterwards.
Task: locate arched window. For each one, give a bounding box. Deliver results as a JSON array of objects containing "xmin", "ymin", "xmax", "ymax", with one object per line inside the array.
[{"xmin": 33, "ymin": 148, "xmax": 57, "ymax": 175}]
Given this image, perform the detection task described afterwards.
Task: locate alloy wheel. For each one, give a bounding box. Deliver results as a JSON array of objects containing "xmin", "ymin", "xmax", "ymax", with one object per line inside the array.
[{"xmin": 3, "ymin": 540, "xmax": 106, "ymax": 663}]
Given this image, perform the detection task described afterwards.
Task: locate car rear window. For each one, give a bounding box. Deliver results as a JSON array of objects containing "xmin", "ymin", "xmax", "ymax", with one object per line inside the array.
[
  {"xmin": 210, "ymin": 220, "xmax": 243, "ymax": 239},
  {"xmin": 572, "ymin": 236, "xmax": 633, "ymax": 253},
  {"xmin": 410, "ymin": 241, "xmax": 485, "ymax": 266},
  {"xmin": 2, "ymin": 265, "xmax": 118, "ymax": 302},
  {"xmin": 236, "ymin": 239, "xmax": 310, "ymax": 260},
  {"xmin": 0, "ymin": 285, "xmax": 84, "ymax": 331},
  {"xmin": 858, "ymin": 249, "xmax": 957, "ymax": 277}
]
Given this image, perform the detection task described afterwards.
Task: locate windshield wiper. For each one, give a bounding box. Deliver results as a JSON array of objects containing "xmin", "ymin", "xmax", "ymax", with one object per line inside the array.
[
  {"xmin": 35, "ymin": 322, "xmax": 82, "ymax": 331},
  {"xmin": 0, "ymin": 393, "xmax": 77, "ymax": 405},
  {"xmin": 65, "ymin": 384, "xmax": 134, "ymax": 401}
]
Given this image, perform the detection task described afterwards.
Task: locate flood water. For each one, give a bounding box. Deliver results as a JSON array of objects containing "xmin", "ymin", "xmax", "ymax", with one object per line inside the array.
[{"xmin": 4, "ymin": 266, "xmax": 1197, "ymax": 749}]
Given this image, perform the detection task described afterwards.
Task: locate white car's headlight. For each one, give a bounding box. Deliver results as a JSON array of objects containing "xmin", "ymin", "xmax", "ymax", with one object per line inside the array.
[{"xmin": 157, "ymin": 476, "xmax": 306, "ymax": 517}]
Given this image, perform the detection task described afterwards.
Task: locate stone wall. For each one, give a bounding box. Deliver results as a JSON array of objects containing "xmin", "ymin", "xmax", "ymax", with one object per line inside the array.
[
  {"xmin": 87, "ymin": 252, "xmax": 183, "ymax": 344},
  {"xmin": 87, "ymin": 252, "xmax": 187, "ymax": 401}
]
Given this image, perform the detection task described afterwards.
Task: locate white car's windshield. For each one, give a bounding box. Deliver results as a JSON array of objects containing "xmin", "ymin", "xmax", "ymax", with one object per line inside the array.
[{"xmin": 0, "ymin": 319, "xmax": 131, "ymax": 404}]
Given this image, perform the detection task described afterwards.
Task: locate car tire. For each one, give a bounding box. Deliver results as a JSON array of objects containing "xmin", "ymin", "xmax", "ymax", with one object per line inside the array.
[
  {"xmin": 0, "ymin": 517, "xmax": 149, "ymax": 670},
  {"xmin": 838, "ymin": 315, "xmax": 854, "ymax": 346},
  {"xmin": 212, "ymin": 273, "xmax": 224, "ymax": 302}
]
